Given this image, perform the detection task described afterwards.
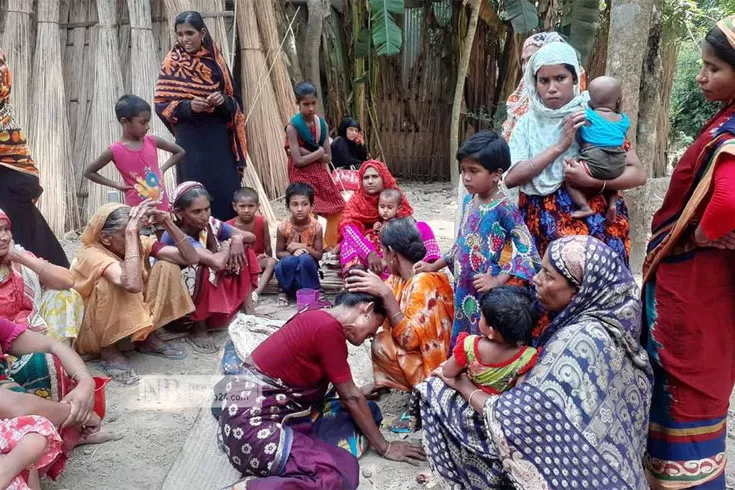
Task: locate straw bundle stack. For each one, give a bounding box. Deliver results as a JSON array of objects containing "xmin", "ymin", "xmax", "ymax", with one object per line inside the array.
[
  {"xmin": 127, "ymin": 0, "xmax": 178, "ymax": 196},
  {"xmin": 1, "ymin": 0, "xmax": 33, "ymax": 131},
  {"xmin": 29, "ymin": 0, "xmax": 79, "ymax": 234},
  {"xmin": 237, "ymin": 0, "xmax": 290, "ymax": 199},
  {"xmin": 84, "ymin": 0, "xmax": 125, "ymax": 219},
  {"xmin": 254, "ymin": 0, "xmax": 296, "ymax": 125},
  {"xmin": 242, "ymin": 155, "xmax": 276, "ymax": 225},
  {"xmin": 197, "ymin": 0, "xmax": 232, "ymax": 65}
]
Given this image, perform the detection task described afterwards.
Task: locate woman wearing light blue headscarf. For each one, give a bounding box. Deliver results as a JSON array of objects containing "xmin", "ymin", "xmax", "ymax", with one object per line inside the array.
[{"xmin": 504, "ymin": 41, "xmax": 646, "ymax": 268}]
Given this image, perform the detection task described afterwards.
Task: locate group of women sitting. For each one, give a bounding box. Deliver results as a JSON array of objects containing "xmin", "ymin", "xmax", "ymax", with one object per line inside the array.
[{"xmin": 215, "ymin": 14, "xmax": 735, "ymax": 490}]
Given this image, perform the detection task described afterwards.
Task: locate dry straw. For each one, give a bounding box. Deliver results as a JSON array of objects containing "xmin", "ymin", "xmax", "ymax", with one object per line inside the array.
[
  {"xmin": 2, "ymin": 0, "xmax": 33, "ymax": 131},
  {"xmin": 84, "ymin": 0, "xmax": 125, "ymax": 220},
  {"xmin": 29, "ymin": 0, "xmax": 79, "ymax": 234},
  {"xmin": 237, "ymin": 0, "xmax": 290, "ymax": 199},
  {"xmin": 254, "ymin": 1, "xmax": 297, "ymax": 125},
  {"xmin": 127, "ymin": 0, "xmax": 178, "ymax": 196}
]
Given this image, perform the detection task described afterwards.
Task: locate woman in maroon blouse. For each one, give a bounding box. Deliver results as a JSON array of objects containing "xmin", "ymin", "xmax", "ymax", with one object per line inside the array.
[{"xmin": 217, "ymin": 291, "xmax": 425, "ymax": 489}]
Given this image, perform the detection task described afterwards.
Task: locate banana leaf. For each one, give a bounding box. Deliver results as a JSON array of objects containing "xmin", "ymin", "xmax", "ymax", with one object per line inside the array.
[
  {"xmin": 560, "ymin": 0, "xmax": 599, "ymax": 63},
  {"xmin": 501, "ymin": 0, "xmax": 539, "ymax": 33},
  {"xmin": 370, "ymin": 0, "xmax": 404, "ymax": 56}
]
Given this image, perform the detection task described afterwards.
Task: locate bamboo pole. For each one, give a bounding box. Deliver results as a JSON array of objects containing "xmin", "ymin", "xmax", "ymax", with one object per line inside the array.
[
  {"xmin": 127, "ymin": 0, "xmax": 178, "ymax": 197},
  {"xmin": 1, "ymin": 0, "xmax": 33, "ymax": 131},
  {"xmin": 29, "ymin": 0, "xmax": 79, "ymax": 234},
  {"xmin": 84, "ymin": 0, "xmax": 125, "ymax": 220}
]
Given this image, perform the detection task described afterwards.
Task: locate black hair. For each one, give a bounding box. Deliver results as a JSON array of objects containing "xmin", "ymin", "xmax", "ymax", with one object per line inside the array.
[
  {"xmin": 380, "ymin": 217, "xmax": 426, "ymax": 263},
  {"xmin": 295, "ymin": 81, "xmax": 318, "ymax": 102},
  {"xmin": 456, "ymin": 130, "xmax": 511, "ymax": 173},
  {"xmin": 174, "ymin": 185, "xmax": 212, "ymax": 211},
  {"xmin": 480, "ymin": 286, "xmax": 538, "ymax": 345},
  {"xmin": 705, "ymin": 25, "xmax": 735, "ymax": 69},
  {"xmin": 533, "ymin": 63, "xmax": 579, "ymax": 85},
  {"xmin": 338, "ymin": 117, "xmax": 361, "ymax": 138},
  {"xmin": 285, "ymin": 182, "xmax": 315, "ymax": 206},
  {"xmin": 114, "ymin": 95, "xmax": 151, "ymax": 122},
  {"xmin": 379, "ymin": 188, "xmax": 402, "ymax": 205},
  {"xmin": 174, "ymin": 11, "xmax": 214, "ymax": 52},
  {"xmin": 334, "ymin": 290, "xmax": 387, "ymax": 318},
  {"xmin": 232, "ymin": 187, "xmax": 258, "ymax": 204}
]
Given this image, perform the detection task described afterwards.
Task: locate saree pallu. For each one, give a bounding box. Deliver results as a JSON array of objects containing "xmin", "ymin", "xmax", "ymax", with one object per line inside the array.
[
  {"xmin": 339, "ymin": 221, "xmax": 441, "ymax": 276},
  {"xmin": 518, "ymin": 185, "xmax": 630, "ymax": 266},
  {"xmin": 642, "ymin": 108, "xmax": 735, "ymax": 489},
  {"xmin": 215, "ymin": 351, "xmax": 381, "ymax": 489},
  {"xmin": 0, "ymin": 352, "xmax": 109, "ymax": 480},
  {"xmin": 0, "ymin": 415, "xmax": 63, "ymax": 490}
]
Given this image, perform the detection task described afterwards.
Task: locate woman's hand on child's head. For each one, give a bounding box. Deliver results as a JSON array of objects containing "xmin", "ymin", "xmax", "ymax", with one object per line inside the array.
[
  {"xmin": 563, "ymin": 158, "xmax": 597, "ymax": 188},
  {"xmin": 473, "ymin": 272, "xmax": 499, "ymax": 293}
]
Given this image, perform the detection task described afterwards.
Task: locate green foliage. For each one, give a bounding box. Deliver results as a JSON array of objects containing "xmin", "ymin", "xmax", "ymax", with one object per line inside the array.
[
  {"xmin": 499, "ymin": 0, "xmax": 539, "ymax": 33},
  {"xmin": 669, "ymin": 45, "xmax": 718, "ymax": 149},
  {"xmin": 355, "ymin": 30, "xmax": 372, "ymax": 59},
  {"xmin": 559, "ymin": 0, "xmax": 599, "ymax": 63},
  {"xmin": 370, "ymin": 0, "xmax": 404, "ymax": 56}
]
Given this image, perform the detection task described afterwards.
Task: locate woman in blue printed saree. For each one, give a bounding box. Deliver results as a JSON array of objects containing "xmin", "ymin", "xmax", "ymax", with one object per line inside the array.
[
  {"xmin": 215, "ymin": 292, "xmax": 425, "ymax": 489},
  {"xmin": 417, "ymin": 236, "xmax": 653, "ymax": 489},
  {"xmin": 642, "ymin": 17, "xmax": 735, "ymax": 489}
]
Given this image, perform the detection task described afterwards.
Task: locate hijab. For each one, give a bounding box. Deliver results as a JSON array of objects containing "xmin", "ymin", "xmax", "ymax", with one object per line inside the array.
[
  {"xmin": 154, "ymin": 36, "xmax": 247, "ymax": 165},
  {"xmin": 501, "ymin": 32, "xmax": 567, "ymax": 142},
  {"xmin": 538, "ymin": 235, "xmax": 649, "ymax": 372},
  {"xmin": 507, "ymin": 42, "xmax": 589, "ymax": 197},
  {"xmin": 339, "ymin": 160, "xmax": 413, "ymax": 237},
  {"xmin": 0, "ymin": 49, "xmax": 38, "ymax": 177},
  {"xmin": 717, "ymin": 15, "xmax": 735, "ymax": 48}
]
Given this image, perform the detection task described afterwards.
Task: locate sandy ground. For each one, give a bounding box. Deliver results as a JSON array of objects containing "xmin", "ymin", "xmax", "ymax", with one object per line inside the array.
[{"xmin": 40, "ymin": 180, "xmax": 735, "ymax": 489}]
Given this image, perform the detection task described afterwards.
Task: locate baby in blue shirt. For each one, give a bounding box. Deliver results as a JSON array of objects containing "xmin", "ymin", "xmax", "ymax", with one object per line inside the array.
[{"xmin": 569, "ymin": 76, "xmax": 630, "ymax": 221}]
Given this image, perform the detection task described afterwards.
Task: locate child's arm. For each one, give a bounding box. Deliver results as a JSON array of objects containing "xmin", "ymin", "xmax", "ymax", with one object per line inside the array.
[
  {"xmin": 286, "ymin": 125, "xmax": 325, "ymax": 168},
  {"xmin": 84, "ymin": 149, "xmax": 129, "ymax": 192},
  {"xmin": 473, "ymin": 272, "xmax": 510, "ymax": 293},
  {"xmin": 320, "ymin": 123, "xmax": 332, "ymax": 163},
  {"xmin": 275, "ymin": 227, "xmax": 291, "ymax": 259},
  {"xmin": 153, "ymin": 136, "xmax": 186, "ymax": 174},
  {"xmin": 261, "ymin": 220, "xmax": 274, "ymax": 257},
  {"xmin": 413, "ymin": 257, "xmax": 446, "ymax": 274},
  {"xmin": 305, "ymin": 223, "xmax": 324, "ymax": 261},
  {"xmin": 439, "ymin": 355, "xmax": 464, "ymax": 379}
]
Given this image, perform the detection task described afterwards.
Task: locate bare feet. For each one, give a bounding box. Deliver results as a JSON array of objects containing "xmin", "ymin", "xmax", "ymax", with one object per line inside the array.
[
  {"xmin": 77, "ymin": 431, "xmax": 124, "ymax": 446},
  {"xmin": 571, "ymin": 208, "xmax": 595, "ymax": 219},
  {"xmin": 186, "ymin": 321, "xmax": 218, "ymax": 354},
  {"xmin": 241, "ymin": 293, "xmax": 256, "ymax": 315},
  {"xmin": 99, "ymin": 346, "xmax": 139, "ymax": 385},
  {"xmin": 276, "ymin": 293, "xmax": 289, "ymax": 307}
]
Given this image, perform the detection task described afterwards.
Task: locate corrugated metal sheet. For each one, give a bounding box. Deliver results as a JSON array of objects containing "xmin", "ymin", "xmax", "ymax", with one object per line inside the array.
[{"xmin": 401, "ymin": 7, "xmax": 424, "ymax": 89}]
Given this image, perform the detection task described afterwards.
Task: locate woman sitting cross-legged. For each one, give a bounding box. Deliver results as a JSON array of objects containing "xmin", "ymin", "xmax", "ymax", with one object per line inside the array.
[
  {"xmin": 0, "ymin": 208, "xmax": 83, "ymax": 344},
  {"xmin": 417, "ymin": 235, "xmax": 653, "ymax": 489},
  {"xmin": 163, "ymin": 181, "xmax": 261, "ymax": 353},
  {"xmin": 0, "ymin": 317, "xmax": 113, "ymax": 484},
  {"xmin": 71, "ymin": 201, "xmax": 199, "ymax": 383},
  {"xmin": 216, "ymin": 291, "xmax": 425, "ymax": 489}
]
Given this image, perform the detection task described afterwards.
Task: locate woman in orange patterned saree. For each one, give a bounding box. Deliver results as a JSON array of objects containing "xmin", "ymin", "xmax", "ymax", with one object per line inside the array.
[{"xmin": 347, "ymin": 218, "xmax": 453, "ymax": 393}]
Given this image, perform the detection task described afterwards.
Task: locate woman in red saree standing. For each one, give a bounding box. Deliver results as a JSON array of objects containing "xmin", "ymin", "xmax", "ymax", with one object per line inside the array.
[{"xmin": 643, "ymin": 16, "xmax": 735, "ymax": 489}]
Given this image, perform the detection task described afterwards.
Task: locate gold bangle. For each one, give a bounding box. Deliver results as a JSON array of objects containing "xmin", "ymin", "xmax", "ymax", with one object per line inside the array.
[
  {"xmin": 468, "ymin": 389, "xmax": 483, "ymax": 408},
  {"xmin": 125, "ymin": 254, "xmax": 141, "ymax": 260},
  {"xmin": 600, "ymin": 180, "xmax": 607, "ymax": 194},
  {"xmin": 175, "ymin": 236, "xmax": 188, "ymax": 245}
]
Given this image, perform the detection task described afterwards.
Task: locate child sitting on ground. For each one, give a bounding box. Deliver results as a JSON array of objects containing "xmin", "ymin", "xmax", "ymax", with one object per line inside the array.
[
  {"xmin": 84, "ymin": 94, "xmax": 185, "ymax": 217},
  {"xmin": 226, "ymin": 187, "xmax": 277, "ymax": 304},
  {"xmin": 414, "ymin": 131, "xmax": 540, "ymax": 350},
  {"xmin": 275, "ymin": 183, "xmax": 324, "ymax": 305},
  {"xmin": 436, "ymin": 286, "xmax": 538, "ymax": 394},
  {"xmin": 568, "ymin": 76, "xmax": 630, "ymax": 221}
]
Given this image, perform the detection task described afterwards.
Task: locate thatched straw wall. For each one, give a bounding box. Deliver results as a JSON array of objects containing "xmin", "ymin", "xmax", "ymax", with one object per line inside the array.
[{"xmin": 2, "ymin": 0, "xmax": 34, "ymax": 130}]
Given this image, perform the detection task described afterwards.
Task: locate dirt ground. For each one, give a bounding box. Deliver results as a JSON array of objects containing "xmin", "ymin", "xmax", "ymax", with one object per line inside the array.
[{"xmin": 40, "ymin": 180, "xmax": 735, "ymax": 489}]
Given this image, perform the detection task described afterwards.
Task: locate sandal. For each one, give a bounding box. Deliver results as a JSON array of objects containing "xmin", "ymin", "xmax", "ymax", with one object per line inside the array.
[
  {"xmin": 389, "ymin": 411, "xmax": 418, "ymax": 433},
  {"xmin": 136, "ymin": 342, "xmax": 188, "ymax": 360},
  {"xmin": 96, "ymin": 361, "xmax": 140, "ymax": 385},
  {"xmin": 185, "ymin": 335, "xmax": 219, "ymax": 354}
]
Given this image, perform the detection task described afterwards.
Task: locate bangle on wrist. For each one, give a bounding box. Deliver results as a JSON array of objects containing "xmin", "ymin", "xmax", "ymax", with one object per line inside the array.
[
  {"xmin": 468, "ymin": 389, "xmax": 483, "ymax": 408},
  {"xmin": 381, "ymin": 441, "xmax": 392, "ymax": 457},
  {"xmin": 390, "ymin": 311, "xmax": 402, "ymax": 322},
  {"xmin": 528, "ymin": 157, "xmax": 536, "ymax": 172},
  {"xmin": 599, "ymin": 180, "xmax": 607, "ymax": 194}
]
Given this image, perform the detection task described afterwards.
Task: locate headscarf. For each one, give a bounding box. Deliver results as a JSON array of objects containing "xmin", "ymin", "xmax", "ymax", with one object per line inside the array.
[
  {"xmin": 339, "ymin": 160, "xmax": 413, "ymax": 237},
  {"xmin": 154, "ymin": 36, "xmax": 248, "ymax": 166},
  {"xmin": 0, "ymin": 208, "xmax": 10, "ymax": 226},
  {"xmin": 507, "ymin": 42, "xmax": 589, "ymax": 197},
  {"xmin": 501, "ymin": 32, "xmax": 566, "ymax": 142},
  {"xmin": 171, "ymin": 181, "xmax": 221, "ymax": 252},
  {"xmin": 79, "ymin": 203, "xmax": 127, "ymax": 248},
  {"xmin": 538, "ymin": 236, "xmax": 649, "ymax": 371},
  {"xmin": 0, "ymin": 49, "xmax": 38, "ymax": 177},
  {"xmin": 338, "ymin": 117, "xmax": 361, "ymax": 138},
  {"xmin": 289, "ymin": 113, "xmax": 327, "ymax": 151},
  {"xmin": 717, "ymin": 15, "xmax": 735, "ymax": 49},
  {"xmin": 171, "ymin": 180, "xmax": 206, "ymax": 209}
]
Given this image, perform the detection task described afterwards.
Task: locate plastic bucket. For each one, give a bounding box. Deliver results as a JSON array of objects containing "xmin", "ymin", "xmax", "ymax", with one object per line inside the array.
[
  {"xmin": 296, "ymin": 288, "xmax": 320, "ymax": 311},
  {"xmin": 93, "ymin": 377, "xmax": 111, "ymax": 419}
]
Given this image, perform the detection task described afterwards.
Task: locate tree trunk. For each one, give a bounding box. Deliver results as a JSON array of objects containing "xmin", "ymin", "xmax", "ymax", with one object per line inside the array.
[
  {"xmin": 304, "ymin": 0, "xmax": 327, "ymax": 110},
  {"xmin": 451, "ymin": 0, "xmax": 482, "ymax": 189},
  {"xmin": 605, "ymin": 0, "xmax": 655, "ymax": 273},
  {"xmin": 636, "ymin": 3, "xmax": 662, "ymax": 177}
]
